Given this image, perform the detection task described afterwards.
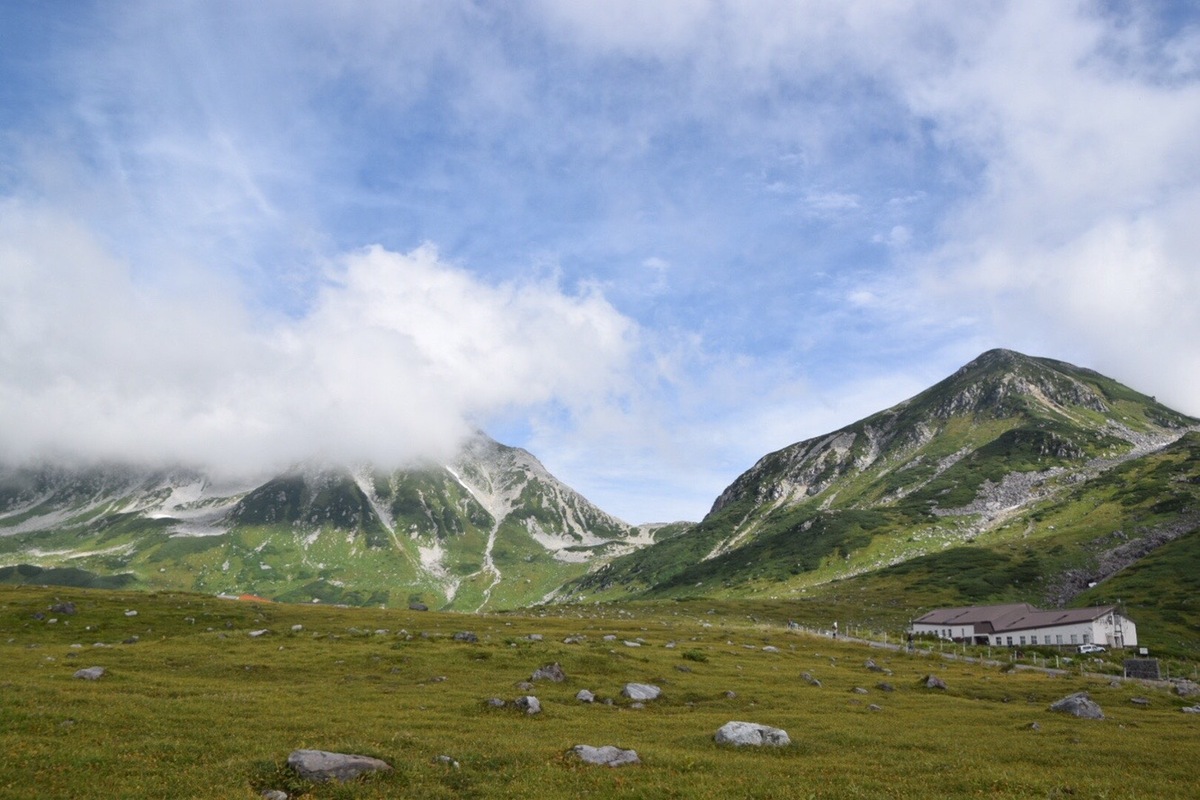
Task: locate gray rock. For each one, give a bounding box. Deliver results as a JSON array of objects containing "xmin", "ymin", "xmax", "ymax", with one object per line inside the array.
[
  {"xmin": 514, "ymin": 695, "xmax": 541, "ymax": 715},
  {"xmin": 526, "ymin": 634, "xmax": 544, "ymax": 642},
  {"xmin": 1174, "ymin": 680, "xmax": 1200, "ymax": 698},
  {"xmin": 922, "ymin": 675, "xmax": 948, "ymax": 690},
  {"xmin": 1049, "ymin": 692, "xmax": 1104, "ymax": 720},
  {"xmin": 876, "ymin": 682, "xmax": 894, "ymax": 693},
  {"xmin": 802, "ymin": 672, "xmax": 821, "ymax": 687},
  {"xmin": 486, "ymin": 698, "xmax": 506, "ymax": 708},
  {"xmin": 248, "ymin": 629, "xmax": 272, "ymax": 638},
  {"xmin": 531, "ymin": 662, "xmax": 566, "ymax": 682},
  {"xmin": 1130, "ymin": 697, "xmax": 1150, "ymax": 706},
  {"xmin": 50, "ymin": 602, "xmax": 77, "ymax": 615},
  {"xmin": 408, "ymin": 602, "xmax": 429, "ymax": 611},
  {"xmin": 602, "ymin": 634, "xmax": 617, "ymax": 641},
  {"xmin": 714, "ymin": 721, "xmax": 791, "ymax": 747},
  {"xmin": 867, "ymin": 704, "xmax": 883, "ymax": 712},
  {"xmin": 572, "ymin": 745, "xmax": 640, "ymax": 767},
  {"xmin": 621, "ymin": 683, "xmax": 662, "ymax": 701},
  {"xmin": 1028, "ymin": 722, "xmax": 1041, "ymax": 731},
  {"xmin": 73, "ymin": 666, "xmax": 105, "ymax": 680},
  {"xmin": 851, "ymin": 687, "xmax": 868, "ymax": 695},
  {"xmin": 576, "ymin": 689, "xmax": 595, "ymax": 703},
  {"xmin": 724, "ymin": 690, "xmax": 737, "ymax": 699},
  {"xmin": 433, "ymin": 755, "xmax": 460, "ymax": 769},
  {"xmin": 762, "ymin": 645, "xmax": 780, "ymax": 653},
  {"xmin": 286, "ymin": 749, "xmax": 392, "ymax": 783},
  {"xmin": 453, "ymin": 631, "xmax": 478, "ymax": 643},
  {"xmin": 514, "ymin": 681, "xmax": 535, "ymax": 692},
  {"xmin": 563, "ymin": 636, "xmax": 585, "ymax": 645},
  {"xmin": 261, "ymin": 790, "xmax": 288, "ymax": 800},
  {"xmin": 865, "ymin": 659, "xmax": 884, "ymax": 672},
  {"xmin": 1181, "ymin": 705, "xmax": 1200, "ymax": 714}
]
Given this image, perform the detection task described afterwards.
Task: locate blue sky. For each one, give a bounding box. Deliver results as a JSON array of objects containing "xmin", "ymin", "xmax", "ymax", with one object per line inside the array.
[{"xmin": 3, "ymin": 1, "xmax": 1200, "ymax": 523}]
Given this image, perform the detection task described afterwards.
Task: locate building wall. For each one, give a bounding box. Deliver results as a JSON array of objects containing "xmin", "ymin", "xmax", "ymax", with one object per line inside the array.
[{"xmin": 912, "ymin": 613, "xmax": 1138, "ymax": 648}]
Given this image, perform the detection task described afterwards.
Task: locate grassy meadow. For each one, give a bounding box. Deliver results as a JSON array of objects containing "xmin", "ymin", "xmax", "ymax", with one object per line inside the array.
[{"xmin": 1, "ymin": 586, "xmax": 1197, "ymax": 799}]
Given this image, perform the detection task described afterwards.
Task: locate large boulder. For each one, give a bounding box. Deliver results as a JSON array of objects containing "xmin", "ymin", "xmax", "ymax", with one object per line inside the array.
[
  {"xmin": 621, "ymin": 683, "xmax": 662, "ymax": 701},
  {"xmin": 287, "ymin": 750, "xmax": 392, "ymax": 783},
  {"xmin": 921, "ymin": 675, "xmax": 948, "ymax": 690},
  {"xmin": 1048, "ymin": 692, "xmax": 1104, "ymax": 720},
  {"xmin": 73, "ymin": 667, "xmax": 106, "ymax": 680},
  {"xmin": 714, "ymin": 721, "xmax": 791, "ymax": 747},
  {"xmin": 571, "ymin": 745, "xmax": 641, "ymax": 767}
]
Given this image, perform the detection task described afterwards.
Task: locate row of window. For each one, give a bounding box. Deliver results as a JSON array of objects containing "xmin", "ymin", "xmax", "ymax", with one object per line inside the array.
[
  {"xmin": 929, "ymin": 628, "xmax": 1092, "ymax": 647},
  {"xmin": 995, "ymin": 633, "xmax": 1088, "ymax": 646}
]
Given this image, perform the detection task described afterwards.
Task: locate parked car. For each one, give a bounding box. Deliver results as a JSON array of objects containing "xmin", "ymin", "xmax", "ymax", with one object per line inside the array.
[{"xmin": 1077, "ymin": 643, "xmax": 1106, "ymax": 654}]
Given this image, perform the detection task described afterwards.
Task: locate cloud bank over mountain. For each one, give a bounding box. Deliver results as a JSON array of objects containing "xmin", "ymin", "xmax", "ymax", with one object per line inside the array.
[{"xmin": 2, "ymin": 2, "xmax": 1199, "ymax": 521}]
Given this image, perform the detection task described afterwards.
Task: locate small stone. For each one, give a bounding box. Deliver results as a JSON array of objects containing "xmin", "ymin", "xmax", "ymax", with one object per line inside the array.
[
  {"xmin": 291, "ymin": 624, "xmax": 303, "ymax": 632},
  {"xmin": 724, "ymin": 690, "xmax": 737, "ymax": 699},
  {"xmin": 514, "ymin": 695, "xmax": 541, "ymax": 715},
  {"xmin": 50, "ymin": 602, "xmax": 77, "ymax": 615},
  {"xmin": 867, "ymin": 704, "xmax": 883, "ymax": 712},
  {"xmin": 865, "ymin": 659, "xmax": 884, "ymax": 672},
  {"xmin": 576, "ymin": 690, "xmax": 595, "ymax": 703},
  {"xmin": 1049, "ymin": 692, "xmax": 1104, "ymax": 720},
  {"xmin": 408, "ymin": 602, "xmax": 429, "ymax": 611},
  {"xmin": 1130, "ymin": 697, "xmax": 1150, "ymax": 706},
  {"xmin": 572, "ymin": 745, "xmax": 640, "ymax": 767},
  {"xmin": 287, "ymin": 749, "xmax": 392, "ymax": 783},
  {"xmin": 1028, "ymin": 722, "xmax": 1041, "ymax": 731},
  {"xmin": 621, "ymin": 683, "xmax": 662, "ymax": 701},
  {"xmin": 762, "ymin": 645, "xmax": 779, "ymax": 653},
  {"xmin": 122, "ymin": 636, "xmax": 139, "ymax": 645},
  {"xmin": 876, "ymin": 682, "xmax": 894, "ymax": 692},
  {"xmin": 802, "ymin": 672, "xmax": 821, "ymax": 687},
  {"xmin": 563, "ymin": 636, "xmax": 584, "ymax": 645},
  {"xmin": 851, "ymin": 687, "xmax": 869, "ymax": 695},
  {"xmin": 514, "ymin": 681, "xmax": 535, "ymax": 692},
  {"xmin": 261, "ymin": 790, "xmax": 288, "ymax": 800},
  {"xmin": 714, "ymin": 721, "xmax": 791, "ymax": 747},
  {"xmin": 486, "ymin": 698, "xmax": 506, "ymax": 708},
  {"xmin": 73, "ymin": 667, "xmax": 106, "ymax": 680},
  {"xmin": 629, "ymin": 702, "xmax": 645, "ymax": 709},
  {"xmin": 248, "ymin": 629, "xmax": 272, "ymax": 638},
  {"xmin": 453, "ymin": 631, "xmax": 478, "ymax": 643},
  {"xmin": 1181, "ymin": 705, "xmax": 1200, "ymax": 714},
  {"xmin": 623, "ymin": 640, "xmax": 642, "ymax": 647},
  {"xmin": 526, "ymin": 634, "xmax": 543, "ymax": 642},
  {"xmin": 531, "ymin": 662, "xmax": 566, "ymax": 682},
  {"xmin": 922, "ymin": 675, "xmax": 948, "ymax": 690},
  {"xmin": 433, "ymin": 755, "xmax": 460, "ymax": 769}
]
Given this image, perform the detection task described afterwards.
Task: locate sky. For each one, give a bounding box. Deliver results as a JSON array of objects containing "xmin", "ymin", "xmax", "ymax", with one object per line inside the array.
[{"xmin": 2, "ymin": 1, "xmax": 1200, "ymax": 524}]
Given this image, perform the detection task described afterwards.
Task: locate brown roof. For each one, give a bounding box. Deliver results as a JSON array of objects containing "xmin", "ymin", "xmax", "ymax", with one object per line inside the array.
[{"xmin": 914, "ymin": 603, "xmax": 1114, "ymax": 634}]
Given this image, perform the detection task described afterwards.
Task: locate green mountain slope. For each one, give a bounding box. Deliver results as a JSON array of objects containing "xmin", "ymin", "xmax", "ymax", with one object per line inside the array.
[
  {"xmin": 0, "ymin": 434, "xmax": 648, "ymax": 611},
  {"xmin": 560, "ymin": 350, "xmax": 1200, "ymax": 652}
]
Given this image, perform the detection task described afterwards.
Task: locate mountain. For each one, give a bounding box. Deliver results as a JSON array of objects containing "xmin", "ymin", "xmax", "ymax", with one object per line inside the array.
[
  {"xmin": 560, "ymin": 350, "xmax": 1200, "ymax": 653},
  {"xmin": 0, "ymin": 433, "xmax": 654, "ymax": 611}
]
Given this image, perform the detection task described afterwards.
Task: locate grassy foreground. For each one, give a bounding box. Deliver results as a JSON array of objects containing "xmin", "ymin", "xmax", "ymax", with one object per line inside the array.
[{"xmin": 1, "ymin": 586, "xmax": 1197, "ymax": 799}]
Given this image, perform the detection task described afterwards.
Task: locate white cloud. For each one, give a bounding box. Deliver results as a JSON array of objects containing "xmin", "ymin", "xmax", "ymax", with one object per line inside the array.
[{"xmin": 0, "ymin": 204, "xmax": 636, "ymax": 472}]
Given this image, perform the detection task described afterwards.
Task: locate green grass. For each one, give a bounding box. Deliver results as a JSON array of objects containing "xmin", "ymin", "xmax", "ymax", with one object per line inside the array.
[{"xmin": 2, "ymin": 586, "xmax": 1197, "ymax": 799}]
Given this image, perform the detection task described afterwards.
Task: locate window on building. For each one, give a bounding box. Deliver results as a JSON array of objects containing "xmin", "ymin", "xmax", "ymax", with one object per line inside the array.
[
  {"xmin": 1019, "ymin": 636, "xmax": 1026, "ymax": 645},
  {"xmin": 1070, "ymin": 634, "xmax": 1077, "ymax": 644},
  {"xmin": 1056, "ymin": 635, "xmax": 1063, "ymax": 645},
  {"xmin": 1083, "ymin": 633, "xmax": 1090, "ymax": 644},
  {"xmin": 1030, "ymin": 635, "xmax": 1037, "ymax": 645},
  {"xmin": 1006, "ymin": 637, "xmax": 1013, "ymax": 646}
]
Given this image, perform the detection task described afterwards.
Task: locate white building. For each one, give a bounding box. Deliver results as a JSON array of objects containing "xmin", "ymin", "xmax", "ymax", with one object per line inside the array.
[{"xmin": 910, "ymin": 603, "xmax": 1136, "ymax": 649}]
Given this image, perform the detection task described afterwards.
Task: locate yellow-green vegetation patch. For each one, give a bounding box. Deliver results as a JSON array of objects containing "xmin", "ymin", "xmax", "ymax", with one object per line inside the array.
[{"xmin": 1, "ymin": 585, "xmax": 1197, "ymax": 799}]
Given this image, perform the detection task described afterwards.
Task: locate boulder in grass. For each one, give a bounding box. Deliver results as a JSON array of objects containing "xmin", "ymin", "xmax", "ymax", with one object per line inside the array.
[
  {"xmin": 714, "ymin": 721, "xmax": 791, "ymax": 747},
  {"xmin": 73, "ymin": 666, "xmax": 106, "ymax": 680},
  {"xmin": 621, "ymin": 683, "xmax": 662, "ymax": 701},
  {"xmin": 453, "ymin": 631, "xmax": 478, "ymax": 643},
  {"xmin": 576, "ymin": 690, "xmax": 596, "ymax": 703},
  {"xmin": 531, "ymin": 662, "xmax": 566, "ymax": 682},
  {"xmin": 572, "ymin": 745, "xmax": 641, "ymax": 767},
  {"xmin": 1048, "ymin": 692, "xmax": 1104, "ymax": 720},
  {"xmin": 514, "ymin": 695, "xmax": 541, "ymax": 715},
  {"xmin": 287, "ymin": 749, "xmax": 392, "ymax": 783},
  {"xmin": 1180, "ymin": 705, "xmax": 1200, "ymax": 714},
  {"xmin": 921, "ymin": 674, "xmax": 948, "ymax": 690}
]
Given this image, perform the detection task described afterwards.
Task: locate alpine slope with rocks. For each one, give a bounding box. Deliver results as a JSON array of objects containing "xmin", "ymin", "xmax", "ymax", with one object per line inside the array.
[
  {"xmin": 561, "ymin": 350, "xmax": 1200, "ymax": 653},
  {"xmin": 0, "ymin": 433, "xmax": 654, "ymax": 611}
]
